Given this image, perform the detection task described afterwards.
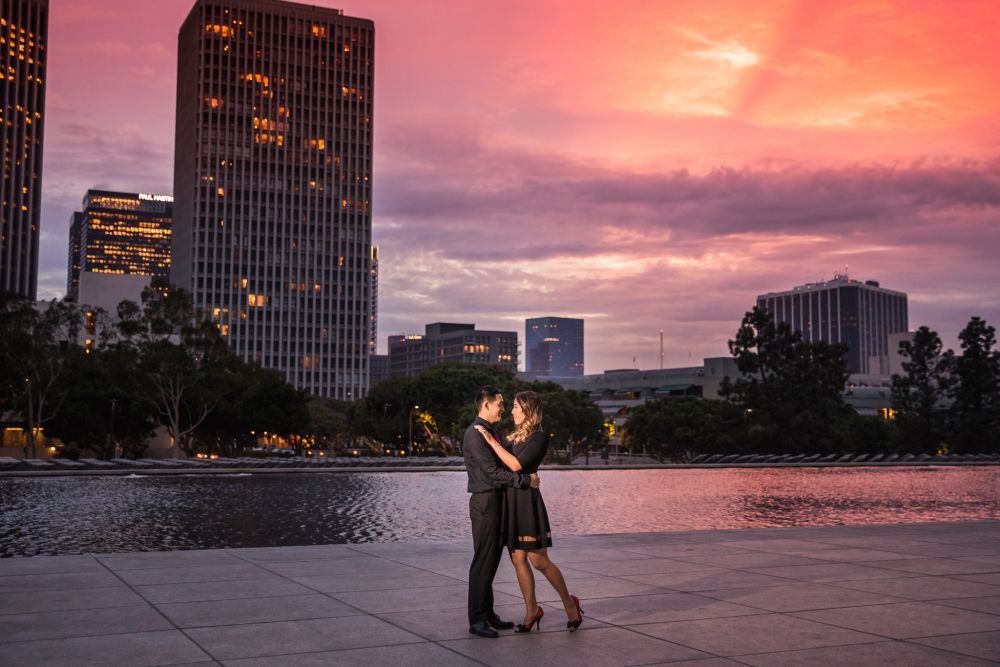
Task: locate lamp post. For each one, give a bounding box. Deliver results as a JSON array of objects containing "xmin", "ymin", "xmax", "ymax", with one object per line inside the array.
[{"xmin": 408, "ymin": 404, "xmax": 420, "ymax": 455}]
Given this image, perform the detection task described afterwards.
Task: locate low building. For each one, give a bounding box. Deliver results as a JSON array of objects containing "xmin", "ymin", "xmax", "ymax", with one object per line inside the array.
[{"xmin": 388, "ymin": 323, "xmax": 518, "ymax": 377}]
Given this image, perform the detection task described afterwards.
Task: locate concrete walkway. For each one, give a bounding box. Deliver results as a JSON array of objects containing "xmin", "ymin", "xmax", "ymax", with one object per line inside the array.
[{"xmin": 1, "ymin": 521, "xmax": 999, "ymax": 666}]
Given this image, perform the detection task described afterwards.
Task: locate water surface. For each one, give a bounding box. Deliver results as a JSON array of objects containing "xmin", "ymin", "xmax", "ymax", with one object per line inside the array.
[{"xmin": 1, "ymin": 467, "xmax": 998, "ymax": 556}]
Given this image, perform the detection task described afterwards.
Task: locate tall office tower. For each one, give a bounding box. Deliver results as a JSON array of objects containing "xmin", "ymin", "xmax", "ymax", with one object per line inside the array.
[
  {"xmin": 756, "ymin": 273, "xmax": 908, "ymax": 375},
  {"xmin": 1, "ymin": 0, "xmax": 48, "ymax": 299},
  {"xmin": 368, "ymin": 244, "xmax": 378, "ymax": 354},
  {"xmin": 66, "ymin": 190, "xmax": 172, "ymax": 301},
  {"xmin": 172, "ymin": 0, "xmax": 375, "ymax": 399},
  {"xmin": 525, "ymin": 316, "xmax": 584, "ymax": 377}
]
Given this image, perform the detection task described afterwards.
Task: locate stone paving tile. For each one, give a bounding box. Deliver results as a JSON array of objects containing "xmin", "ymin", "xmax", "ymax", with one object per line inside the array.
[
  {"xmin": 643, "ymin": 659, "xmax": 745, "ymax": 667},
  {"xmin": 959, "ymin": 554, "xmax": 1000, "ymax": 566},
  {"xmin": 860, "ymin": 557, "xmax": 999, "ymax": 576},
  {"xmin": 781, "ymin": 547, "xmax": 926, "ymax": 562},
  {"xmin": 116, "ymin": 562, "xmax": 272, "ymax": 586},
  {"xmin": 220, "ymin": 641, "xmax": 480, "ymax": 666},
  {"xmin": 932, "ymin": 595, "xmax": 1000, "ymax": 615},
  {"xmin": 956, "ymin": 573, "xmax": 1000, "ymax": 586},
  {"xmin": 582, "ymin": 591, "xmax": 761, "ymax": 625},
  {"xmin": 331, "ymin": 583, "xmax": 522, "ymax": 614},
  {"xmin": 792, "ymin": 601, "xmax": 1000, "ymax": 639},
  {"xmin": 229, "ymin": 545, "xmax": 357, "ymax": 562},
  {"xmin": 568, "ymin": 558, "xmax": 719, "ymax": 577},
  {"xmin": 673, "ymin": 552, "xmax": 828, "ymax": 569},
  {"xmin": 708, "ymin": 538, "xmax": 842, "ymax": 554},
  {"xmin": 0, "ymin": 604, "xmax": 172, "ymax": 643},
  {"xmin": 734, "ymin": 639, "xmax": 997, "ymax": 666},
  {"xmin": 870, "ymin": 542, "xmax": 1000, "ymax": 559},
  {"xmin": 910, "ymin": 630, "xmax": 1000, "ymax": 662},
  {"xmin": 134, "ymin": 576, "xmax": 317, "ymax": 604},
  {"xmin": 628, "ymin": 612, "xmax": 883, "ymax": 656},
  {"xmin": 253, "ymin": 556, "xmax": 420, "ymax": 578},
  {"xmin": 494, "ymin": 574, "xmax": 669, "ymax": 603},
  {"xmin": 0, "ymin": 630, "xmax": 211, "ymax": 667},
  {"xmin": 429, "ymin": 562, "xmax": 595, "ymax": 583},
  {"xmin": 0, "ymin": 570, "xmax": 123, "ymax": 594},
  {"xmin": 746, "ymin": 562, "xmax": 916, "ymax": 583},
  {"xmin": 98, "ymin": 550, "xmax": 243, "ymax": 571},
  {"xmin": 374, "ymin": 601, "xmax": 611, "ymax": 642},
  {"xmin": 700, "ymin": 582, "xmax": 907, "ymax": 612},
  {"xmin": 289, "ymin": 570, "xmax": 459, "ymax": 593},
  {"xmin": 441, "ymin": 625, "xmax": 713, "ymax": 667},
  {"xmin": 622, "ymin": 543, "xmax": 754, "ymax": 559},
  {"xmin": 623, "ymin": 568, "xmax": 799, "ymax": 592},
  {"xmin": 156, "ymin": 593, "xmax": 361, "ymax": 628},
  {"xmin": 0, "ymin": 585, "xmax": 146, "ymax": 614},
  {"xmin": 184, "ymin": 615, "xmax": 425, "ymax": 661},
  {"xmin": 830, "ymin": 575, "xmax": 1000, "ymax": 601},
  {"xmin": 0, "ymin": 554, "xmax": 104, "ymax": 576}
]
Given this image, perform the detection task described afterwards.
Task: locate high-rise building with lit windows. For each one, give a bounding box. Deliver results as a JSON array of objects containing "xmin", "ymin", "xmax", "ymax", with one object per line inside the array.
[
  {"xmin": 1, "ymin": 0, "xmax": 47, "ymax": 299},
  {"xmin": 66, "ymin": 190, "xmax": 172, "ymax": 302},
  {"xmin": 526, "ymin": 316, "xmax": 584, "ymax": 377},
  {"xmin": 756, "ymin": 273, "xmax": 908, "ymax": 375},
  {"xmin": 388, "ymin": 323, "xmax": 519, "ymax": 378},
  {"xmin": 171, "ymin": 0, "xmax": 375, "ymax": 399},
  {"xmin": 172, "ymin": 0, "xmax": 375, "ymax": 399}
]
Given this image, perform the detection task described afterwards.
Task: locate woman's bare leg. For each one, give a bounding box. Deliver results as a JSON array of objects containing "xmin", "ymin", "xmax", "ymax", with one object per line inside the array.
[
  {"xmin": 527, "ymin": 548, "xmax": 580, "ymax": 620},
  {"xmin": 510, "ymin": 549, "xmax": 538, "ymax": 625}
]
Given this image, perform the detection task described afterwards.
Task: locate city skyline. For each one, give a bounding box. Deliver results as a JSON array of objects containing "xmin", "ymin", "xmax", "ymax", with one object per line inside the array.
[{"xmin": 29, "ymin": 0, "xmax": 1000, "ymax": 373}]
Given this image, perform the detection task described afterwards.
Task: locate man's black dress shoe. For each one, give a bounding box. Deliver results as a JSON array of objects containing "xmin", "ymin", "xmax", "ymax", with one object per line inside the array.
[
  {"xmin": 469, "ymin": 621, "xmax": 499, "ymax": 638},
  {"xmin": 487, "ymin": 616, "xmax": 515, "ymax": 630}
]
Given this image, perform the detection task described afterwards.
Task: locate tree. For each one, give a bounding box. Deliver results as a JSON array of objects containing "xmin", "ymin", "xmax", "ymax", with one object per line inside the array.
[
  {"xmin": 528, "ymin": 384, "xmax": 607, "ymax": 462},
  {"xmin": 0, "ymin": 296, "xmax": 85, "ymax": 457},
  {"xmin": 622, "ymin": 397, "xmax": 741, "ymax": 461},
  {"xmin": 720, "ymin": 307, "xmax": 853, "ymax": 454},
  {"xmin": 949, "ymin": 317, "xmax": 1000, "ymax": 453},
  {"xmin": 308, "ymin": 398, "xmax": 359, "ymax": 450},
  {"xmin": 891, "ymin": 326, "xmax": 952, "ymax": 453}
]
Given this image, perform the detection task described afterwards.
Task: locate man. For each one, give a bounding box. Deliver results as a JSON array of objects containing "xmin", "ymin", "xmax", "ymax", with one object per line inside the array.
[{"xmin": 464, "ymin": 385, "xmax": 536, "ymax": 638}]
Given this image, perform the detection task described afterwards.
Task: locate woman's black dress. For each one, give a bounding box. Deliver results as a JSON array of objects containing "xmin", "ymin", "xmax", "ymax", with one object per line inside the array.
[{"xmin": 501, "ymin": 431, "xmax": 553, "ymax": 551}]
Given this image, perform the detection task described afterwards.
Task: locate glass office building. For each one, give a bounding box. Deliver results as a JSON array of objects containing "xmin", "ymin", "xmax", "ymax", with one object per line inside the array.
[{"xmin": 525, "ymin": 316, "xmax": 584, "ymax": 377}]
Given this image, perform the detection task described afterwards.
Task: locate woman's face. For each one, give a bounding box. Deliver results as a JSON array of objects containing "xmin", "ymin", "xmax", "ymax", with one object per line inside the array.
[{"xmin": 512, "ymin": 399, "xmax": 524, "ymax": 425}]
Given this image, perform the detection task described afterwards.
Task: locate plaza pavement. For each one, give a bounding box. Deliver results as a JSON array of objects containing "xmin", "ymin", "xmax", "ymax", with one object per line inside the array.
[{"xmin": 1, "ymin": 520, "xmax": 999, "ymax": 666}]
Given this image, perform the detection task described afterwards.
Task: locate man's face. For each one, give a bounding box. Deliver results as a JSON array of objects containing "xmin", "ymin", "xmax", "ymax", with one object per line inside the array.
[{"xmin": 483, "ymin": 394, "xmax": 505, "ymax": 423}]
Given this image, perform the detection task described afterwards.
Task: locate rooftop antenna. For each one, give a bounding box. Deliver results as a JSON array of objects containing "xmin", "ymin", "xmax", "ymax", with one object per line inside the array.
[{"xmin": 660, "ymin": 330, "xmax": 664, "ymax": 369}]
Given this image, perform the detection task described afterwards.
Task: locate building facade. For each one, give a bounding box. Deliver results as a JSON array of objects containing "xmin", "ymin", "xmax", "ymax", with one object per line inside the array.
[
  {"xmin": 66, "ymin": 190, "xmax": 172, "ymax": 301},
  {"xmin": 1, "ymin": 0, "xmax": 47, "ymax": 299},
  {"xmin": 756, "ymin": 273, "xmax": 908, "ymax": 375},
  {"xmin": 525, "ymin": 316, "xmax": 584, "ymax": 377},
  {"xmin": 368, "ymin": 244, "xmax": 378, "ymax": 355},
  {"xmin": 171, "ymin": 0, "xmax": 375, "ymax": 399},
  {"xmin": 388, "ymin": 323, "xmax": 518, "ymax": 377}
]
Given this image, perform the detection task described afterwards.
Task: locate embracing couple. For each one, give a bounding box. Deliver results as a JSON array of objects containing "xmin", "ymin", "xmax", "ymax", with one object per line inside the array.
[{"xmin": 463, "ymin": 385, "xmax": 583, "ymax": 638}]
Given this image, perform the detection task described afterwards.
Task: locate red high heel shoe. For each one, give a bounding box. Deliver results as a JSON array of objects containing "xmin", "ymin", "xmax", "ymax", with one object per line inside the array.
[
  {"xmin": 567, "ymin": 595, "xmax": 584, "ymax": 632},
  {"xmin": 516, "ymin": 606, "xmax": 543, "ymax": 633}
]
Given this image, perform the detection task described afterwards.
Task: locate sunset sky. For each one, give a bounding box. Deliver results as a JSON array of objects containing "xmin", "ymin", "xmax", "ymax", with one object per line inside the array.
[{"xmin": 37, "ymin": 0, "xmax": 1000, "ymax": 372}]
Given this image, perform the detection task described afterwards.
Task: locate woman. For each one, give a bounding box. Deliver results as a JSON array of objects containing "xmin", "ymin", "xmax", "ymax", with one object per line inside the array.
[{"xmin": 474, "ymin": 390, "xmax": 584, "ymax": 633}]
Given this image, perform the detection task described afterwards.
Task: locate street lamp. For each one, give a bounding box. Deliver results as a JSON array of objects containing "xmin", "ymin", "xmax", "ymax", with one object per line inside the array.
[{"xmin": 408, "ymin": 404, "xmax": 420, "ymax": 455}]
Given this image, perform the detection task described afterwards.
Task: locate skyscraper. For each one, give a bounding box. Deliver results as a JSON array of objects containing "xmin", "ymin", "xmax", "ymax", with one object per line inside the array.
[
  {"xmin": 66, "ymin": 190, "xmax": 172, "ymax": 302},
  {"xmin": 369, "ymin": 244, "xmax": 379, "ymax": 355},
  {"xmin": 756, "ymin": 273, "xmax": 908, "ymax": 375},
  {"xmin": 172, "ymin": 0, "xmax": 374, "ymax": 399},
  {"xmin": 1, "ymin": 0, "xmax": 47, "ymax": 299},
  {"xmin": 525, "ymin": 316, "xmax": 584, "ymax": 377}
]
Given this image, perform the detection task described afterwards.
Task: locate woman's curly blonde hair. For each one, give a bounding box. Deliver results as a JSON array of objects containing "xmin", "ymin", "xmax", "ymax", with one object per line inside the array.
[{"xmin": 508, "ymin": 390, "xmax": 542, "ymax": 443}]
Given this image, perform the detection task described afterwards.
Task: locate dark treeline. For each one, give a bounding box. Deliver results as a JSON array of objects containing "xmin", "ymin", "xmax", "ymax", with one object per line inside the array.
[
  {"xmin": 1, "ymin": 290, "xmax": 606, "ymax": 460},
  {"xmin": 623, "ymin": 308, "xmax": 1000, "ymax": 461}
]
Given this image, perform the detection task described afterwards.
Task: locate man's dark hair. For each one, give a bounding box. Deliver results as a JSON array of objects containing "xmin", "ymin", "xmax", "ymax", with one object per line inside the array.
[{"xmin": 476, "ymin": 385, "xmax": 502, "ymax": 410}]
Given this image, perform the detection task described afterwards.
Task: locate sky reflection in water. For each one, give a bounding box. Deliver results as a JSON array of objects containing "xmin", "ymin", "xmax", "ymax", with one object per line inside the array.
[{"xmin": 1, "ymin": 467, "xmax": 998, "ymax": 556}]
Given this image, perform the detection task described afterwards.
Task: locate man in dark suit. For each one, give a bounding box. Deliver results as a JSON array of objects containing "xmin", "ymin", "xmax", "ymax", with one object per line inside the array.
[{"xmin": 464, "ymin": 385, "xmax": 536, "ymax": 638}]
